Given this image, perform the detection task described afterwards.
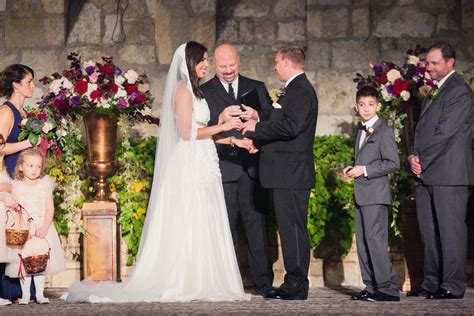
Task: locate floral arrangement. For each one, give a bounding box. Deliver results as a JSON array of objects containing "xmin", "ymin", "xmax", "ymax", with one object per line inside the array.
[
  {"xmin": 353, "ymin": 45, "xmax": 436, "ymax": 142},
  {"xmin": 18, "ymin": 109, "xmax": 67, "ymax": 157},
  {"xmin": 270, "ymin": 87, "xmax": 285, "ymax": 102},
  {"xmin": 38, "ymin": 52, "xmax": 156, "ymax": 124}
]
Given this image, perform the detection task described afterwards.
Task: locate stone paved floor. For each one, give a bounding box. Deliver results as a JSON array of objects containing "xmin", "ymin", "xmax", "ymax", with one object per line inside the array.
[{"xmin": 0, "ymin": 287, "xmax": 473, "ymax": 315}]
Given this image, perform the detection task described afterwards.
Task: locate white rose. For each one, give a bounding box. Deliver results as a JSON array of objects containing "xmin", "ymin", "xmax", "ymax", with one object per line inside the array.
[
  {"xmin": 381, "ymin": 89, "xmax": 393, "ymax": 102},
  {"xmin": 99, "ymin": 97, "xmax": 110, "ymax": 108},
  {"xmin": 62, "ymin": 77, "xmax": 73, "ymax": 90},
  {"xmin": 124, "ymin": 70, "xmax": 138, "ymax": 84},
  {"xmin": 49, "ymin": 79, "xmax": 62, "ymax": 95},
  {"xmin": 115, "ymin": 88, "xmax": 127, "ymax": 99},
  {"xmin": 400, "ymin": 90, "xmax": 411, "ymax": 101},
  {"xmin": 115, "ymin": 75, "xmax": 125, "ymax": 86},
  {"xmin": 386, "ymin": 69, "xmax": 401, "ymax": 83},
  {"xmin": 407, "ymin": 55, "xmax": 420, "ymax": 66},
  {"xmin": 42, "ymin": 122, "xmax": 53, "ymax": 133}
]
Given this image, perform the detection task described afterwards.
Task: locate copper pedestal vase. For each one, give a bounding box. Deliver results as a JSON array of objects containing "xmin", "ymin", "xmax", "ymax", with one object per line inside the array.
[{"xmin": 83, "ymin": 112, "xmax": 117, "ymax": 202}]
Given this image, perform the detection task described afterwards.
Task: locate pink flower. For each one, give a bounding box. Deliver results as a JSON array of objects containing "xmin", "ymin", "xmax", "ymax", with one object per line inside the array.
[
  {"xmin": 42, "ymin": 122, "xmax": 53, "ymax": 133},
  {"xmin": 89, "ymin": 72, "xmax": 100, "ymax": 83},
  {"xmin": 20, "ymin": 118, "xmax": 28, "ymax": 126}
]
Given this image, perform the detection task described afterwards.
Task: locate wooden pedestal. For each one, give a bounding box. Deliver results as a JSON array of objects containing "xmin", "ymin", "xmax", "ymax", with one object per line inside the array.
[{"xmin": 82, "ymin": 202, "xmax": 120, "ymax": 281}]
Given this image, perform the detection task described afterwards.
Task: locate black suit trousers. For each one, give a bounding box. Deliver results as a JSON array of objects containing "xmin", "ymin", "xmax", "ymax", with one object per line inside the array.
[
  {"xmin": 416, "ymin": 184, "xmax": 468, "ymax": 296},
  {"xmin": 222, "ymin": 171, "xmax": 273, "ymax": 291},
  {"xmin": 273, "ymin": 188, "xmax": 310, "ymax": 296}
]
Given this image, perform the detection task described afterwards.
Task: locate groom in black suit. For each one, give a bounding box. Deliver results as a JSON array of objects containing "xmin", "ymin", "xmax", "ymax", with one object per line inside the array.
[
  {"xmin": 243, "ymin": 46, "xmax": 318, "ymax": 300},
  {"xmin": 201, "ymin": 44, "xmax": 275, "ymax": 296}
]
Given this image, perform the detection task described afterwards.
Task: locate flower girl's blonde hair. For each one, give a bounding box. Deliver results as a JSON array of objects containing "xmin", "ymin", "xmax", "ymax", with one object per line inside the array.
[{"xmin": 13, "ymin": 148, "xmax": 46, "ymax": 180}]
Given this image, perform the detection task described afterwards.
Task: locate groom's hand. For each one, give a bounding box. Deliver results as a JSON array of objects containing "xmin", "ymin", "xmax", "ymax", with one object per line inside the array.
[
  {"xmin": 242, "ymin": 119, "xmax": 257, "ymax": 134},
  {"xmin": 218, "ymin": 105, "xmax": 242, "ymax": 124},
  {"xmin": 239, "ymin": 105, "xmax": 259, "ymax": 121}
]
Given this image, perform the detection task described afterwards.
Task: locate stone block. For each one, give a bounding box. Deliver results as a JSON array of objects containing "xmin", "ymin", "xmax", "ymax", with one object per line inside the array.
[
  {"xmin": 274, "ymin": 0, "xmax": 306, "ymax": 18},
  {"xmin": 48, "ymin": 268, "xmax": 81, "ymax": 287},
  {"xmin": 232, "ymin": 0, "xmax": 271, "ymax": 18},
  {"xmin": 277, "ymin": 20, "xmax": 306, "ymax": 42},
  {"xmin": 21, "ymin": 49, "xmax": 60, "ymax": 80},
  {"xmin": 316, "ymin": 114, "xmax": 354, "ymax": 135},
  {"xmin": 122, "ymin": 19, "xmax": 155, "ymax": 44},
  {"xmin": 90, "ymin": 0, "xmax": 117, "ymax": 14},
  {"xmin": 423, "ymin": 0, "xmax": 454, "ymax": 9},
  {"xmin": 191, "ymin": 15, "xmax": 216, "ymax": 52},
  {"xmin": 332, "ymin": 39, "xmax": 379, "ymax": 70},
  {"xmin": 123, "ymin": 0, "xmax": 148, "ymax": 19},
  {"xmin": 398, "ymin": 0, "xmax": 416, "ymax": 5},
  {"xmin": 307, "ymin": 41, "xmax": 330, "ymax": 69},
  {"xmin": 353, "ymin": 0, "xmax": 369, "ymax": 6},
  {"xmin": 67, "ymin": 2, "xmax": 101, "ymax": 45},
  {"xmin": 0, "ymin": 51, "xmax": 20, "ymax": 70},
  {"xmin": 103, "ymin": 14, "xmax": 120, "ymax": 44},
  {"xmin": 308, "ymin": 0, "xmax": 351, "ymax": 5},
  {"xmin": 239, "ymin": 19, "xmax": 254, "ymax": 43},
  {"xmin": 190, "ymin": 0, "xmax": 216, "ymax": 15},
  {"xmin": 373, "ymin": 7, "xmax": 435, "ymax": 38},
  {"xmin": 436, "ymin": 13, "xmax": 460, "ymax": 34},
  {"xmin": 61, "ymin": 46, "xmax": 116, "ymax": 65},
  {"xmin": 378, "ymin": 38, "xmax": 432, "ymax": 64},
  {"xmin": 5, "ymin": 17, "xmax": 64, "ymax": 48},
  {"xmin": 40, "ymin": 0, "xmax": 65, "ymax": 13},
  {"xmin": 0, "ymin": 15, "xmax": 4, "ymax": 48},
  {"xmin": 462, "ymin": 0, "xmax": 474, "ymax": 30},
  {"xmin": 118, "ymin": 45, "xmax": 156, "ymax": 65},
  {"xmin": 217, "ymin": 19, "xmax": 239, "ymax": 43},
  {"xmin": 9, "ymin": 0, "xmax": 38, "ymax": 17},
  {"xmin": 254, "ymin": 20, "xmax": 276, "ymax": 44},
  {"xmin": 155, "ymin": 0, "xmax": 189, "ymax": 65},
  {"xmin": 0, "ymin": 0, "xmax": 5, "ymax": 11},
  {"xmin": 308, "ymin": 8, "xmax": 348, "ymax": 39},
  {"xmin": 352, "ymin": 8, "xmax": 370, "ymax": 38},
  {"xmin": 315, "ymin": 69, "xmax": 362, "ymax": 115}
]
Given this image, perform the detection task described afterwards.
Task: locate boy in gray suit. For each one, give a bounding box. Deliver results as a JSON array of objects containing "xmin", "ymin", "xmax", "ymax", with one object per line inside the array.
[{"xmin": 343, "ymin": 86, "xmax": 400, "ymax": 302}]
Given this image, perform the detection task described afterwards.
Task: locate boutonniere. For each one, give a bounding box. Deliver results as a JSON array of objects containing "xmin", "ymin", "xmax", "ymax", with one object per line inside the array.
[
  {"xmin": 428, "ymin": 88, "xmax": 439, "ymax": 100},
  {"xmin": 366, "ymin": 127, "xmax": 375, "ymax": 136},
  {"xmin": 270, "ymin": 87, "xmax": 285, "ymax": 102}
]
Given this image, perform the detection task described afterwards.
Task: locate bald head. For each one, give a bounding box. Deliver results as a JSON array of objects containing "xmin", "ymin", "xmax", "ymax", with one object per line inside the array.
[{"xmin": 213, "ymin": 44, "xmax": 240, "ymax": 83}]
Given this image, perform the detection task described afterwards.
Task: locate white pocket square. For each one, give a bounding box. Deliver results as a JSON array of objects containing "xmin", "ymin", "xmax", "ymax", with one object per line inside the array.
[{"xmin": 272, "ymin": 102, "xmax": 282, "ymax": 109}]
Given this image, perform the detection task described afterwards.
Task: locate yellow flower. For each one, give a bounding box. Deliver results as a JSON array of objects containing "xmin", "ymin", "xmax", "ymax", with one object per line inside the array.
[
  {"xmin": 109, "ymin": 182, "xmax": 116, "ymax": 192},
  {"xmin": 132, "ymin": 181, "xmax": 145, "ymax": 193}
]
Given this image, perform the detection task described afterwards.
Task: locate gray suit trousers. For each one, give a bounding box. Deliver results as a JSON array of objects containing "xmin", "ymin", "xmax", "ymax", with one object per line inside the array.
[
  {"xmin": 416, "ymin": 184, "xmax": 468, "ymax": 296},
  {"xmin": 355, "ymin": 204, "xmax": 399, "ymax": 296}
]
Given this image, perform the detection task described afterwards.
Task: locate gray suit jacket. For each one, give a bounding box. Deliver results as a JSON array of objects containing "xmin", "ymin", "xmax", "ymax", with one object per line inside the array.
[
  {"xmin": 354, "ymin": 119, "xmax": 400, "ymax": 206},
  {"xmin": 413, "ymin": 73, "xmax": 473, "ymax": 186}
]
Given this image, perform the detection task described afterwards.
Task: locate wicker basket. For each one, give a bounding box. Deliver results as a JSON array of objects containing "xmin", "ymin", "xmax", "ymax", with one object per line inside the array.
[
  {"xmin": 5, "ymin": 227, "xmax": 29, "ymax": 246},
  {"xmin": 21, "ymin": 252, "xmax": 50, "ymax": 274},
  {"xmin": 5, "ymin": 207, "xmax": 32, "ymax": 246}
]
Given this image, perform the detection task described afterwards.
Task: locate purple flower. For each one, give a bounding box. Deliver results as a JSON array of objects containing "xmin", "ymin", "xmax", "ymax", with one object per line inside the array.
[
  {"xmin": 386, "ymin": 84, "xmax": 397, "ymax": 96},
  {"xmin": 129, "ymin": 91, "xmax": 138, "ymax": 103},
  {"xmin": 85, "ymin": 66, "xmax": 95, "ymax": 75},
  {"xmin": 71, "ymin": 96, "xmax": 81, "ymax": 106},
  {"xmin": 114, "ymin": 67, "xmax": 122, "ymax": 76},
  {"xmin": 372, "ymin": 64, "xmax": 383, "ymax": 76},
  {"xmin": 117, "ymin": 99, "xmax": 128, "ymax": 109}
]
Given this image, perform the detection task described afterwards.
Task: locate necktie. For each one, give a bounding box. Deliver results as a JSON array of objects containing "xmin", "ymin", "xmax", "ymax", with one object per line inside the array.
[{"xmin": 228, "ymin": 83, "xmax": 236, "ymax": 101}]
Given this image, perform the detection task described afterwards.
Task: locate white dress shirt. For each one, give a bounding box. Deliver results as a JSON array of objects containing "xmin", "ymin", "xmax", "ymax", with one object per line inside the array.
[{"xmin": 359, "ymin": 115, "xmax": 379, "ymax": 177}]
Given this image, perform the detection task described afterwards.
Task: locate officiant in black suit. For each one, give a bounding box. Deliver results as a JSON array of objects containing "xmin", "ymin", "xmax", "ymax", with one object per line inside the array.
[
  {"xmin": 201, "ymin": 44, "xmax": 275, "ymax": 297},
  {"xmin": 243, "ymin": 46, "xmax": 318, "ymax": 300}
]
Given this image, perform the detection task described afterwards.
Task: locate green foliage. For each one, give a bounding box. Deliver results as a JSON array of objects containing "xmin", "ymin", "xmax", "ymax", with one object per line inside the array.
[
  {"xmin": 309, "ymin": 135, "xmax": 355, "ymax": 256},
  {"xmin": 108, "ymin": 118, "xmax": 156, "ymax": 266}
]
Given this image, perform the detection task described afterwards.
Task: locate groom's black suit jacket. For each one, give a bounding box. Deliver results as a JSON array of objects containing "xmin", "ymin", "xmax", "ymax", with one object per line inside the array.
[
  {"xmin": 252, "ymin": 73, "xmax": 318, "ymax": 189},
  {"xmin": 202, "ymin": 75, "xmax": 273, "ymax": 182}
]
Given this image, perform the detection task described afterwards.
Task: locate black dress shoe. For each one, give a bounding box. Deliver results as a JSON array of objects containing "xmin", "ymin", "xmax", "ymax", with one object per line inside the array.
[
  {"xmin": 405, "ymin": 290, "xmax": 420, "ymax": 297},
  {"xmin": 367, "ymin": 292, "xmax": 400, "ymax": 302},
  {"xmin": 351, "ymin": 290, "xmax": 372, "ymax": 301},
  {"xmin": 258, "ymin": 287, "xmax": 279, "ymax": 299},
  {"xmin": 429, "ymin": 289, "xmax": 464, "ymax": 300},
  {"xmin": 274, "ymin": 288, "xmax": 308, "ymax": 300}
]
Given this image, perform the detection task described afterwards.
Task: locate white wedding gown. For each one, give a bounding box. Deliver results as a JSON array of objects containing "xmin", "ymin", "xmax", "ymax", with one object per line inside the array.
[{"xmin": 66, "ymin": 44, "xmax": 249, "ymax": 303}]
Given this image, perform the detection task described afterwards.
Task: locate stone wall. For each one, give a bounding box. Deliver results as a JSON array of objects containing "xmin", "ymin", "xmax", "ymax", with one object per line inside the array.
[{"xmin": 0, "ymin": 0, "xmax": 473, "ymax": 289}]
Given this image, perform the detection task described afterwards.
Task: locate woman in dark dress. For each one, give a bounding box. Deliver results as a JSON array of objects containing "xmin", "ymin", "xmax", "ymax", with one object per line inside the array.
[{"xmin": 0, "ymin": 64, "xmax": 37, "ymax": 302}]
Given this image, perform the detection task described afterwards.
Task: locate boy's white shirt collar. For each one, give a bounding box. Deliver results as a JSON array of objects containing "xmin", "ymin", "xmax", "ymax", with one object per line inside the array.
[
  {"xmin": 436, "ymin": 70, "xmax": 455, "ymax": 88},
  {"xmin": 284, "ymin": 72, "xmax": 304, "ymax": 88},
  {"xmin": 362, "ymin": 115, "xmax": 379, "ymax": 128}
]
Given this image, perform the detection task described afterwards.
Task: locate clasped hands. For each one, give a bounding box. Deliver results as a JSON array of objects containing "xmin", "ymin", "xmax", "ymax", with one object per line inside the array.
[
  {"xmin": 407, "ymin": 155, "xmax": 422, "ymax": 178},
  {"xmin": 342, "ymin": 166, "xmax": 365, "ymax": 179},
  {"xmin": 219, "ymin": 105, "xmax": 259, "ymax": 154}
]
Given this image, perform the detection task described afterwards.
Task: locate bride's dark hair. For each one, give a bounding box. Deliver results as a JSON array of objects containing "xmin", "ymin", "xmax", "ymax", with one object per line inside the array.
[{"xmin": 185, "ymin": 41, "xmax": 207, "ymax": 99}]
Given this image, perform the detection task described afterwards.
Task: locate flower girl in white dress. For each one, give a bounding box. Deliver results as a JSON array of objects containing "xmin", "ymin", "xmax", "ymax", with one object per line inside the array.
[{"xmin": 5, "ymin": 148, "xmax": 65, "ymax": 304}]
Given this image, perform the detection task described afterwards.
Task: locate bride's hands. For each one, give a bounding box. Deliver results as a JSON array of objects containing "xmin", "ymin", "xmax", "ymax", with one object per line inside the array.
[
  {"xmin": 218, "ymin": 106, "xmax": 243, "ymax": 124},
  {"xmin": 221, "ymin": 117, "xmax": 244, "ymax": 131},
  {"xmin": 233, "ymin": 138, "xmax": 259, "ymax": 154}
]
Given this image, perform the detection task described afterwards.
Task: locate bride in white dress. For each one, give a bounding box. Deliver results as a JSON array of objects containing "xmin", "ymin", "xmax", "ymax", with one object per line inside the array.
[{"xmin": 66, "ymin": 42, "xmax": 257, "ymax": 303}]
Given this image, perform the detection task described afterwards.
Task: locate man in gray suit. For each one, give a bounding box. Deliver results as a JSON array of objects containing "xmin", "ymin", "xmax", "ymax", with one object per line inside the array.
[
  {"xmin": 408, "ymin": 42, "xmax": 473, "ymax": 299},
  {"xmin": 343, "ymin": 86, "xmax": 400, "ymax": 302}
]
